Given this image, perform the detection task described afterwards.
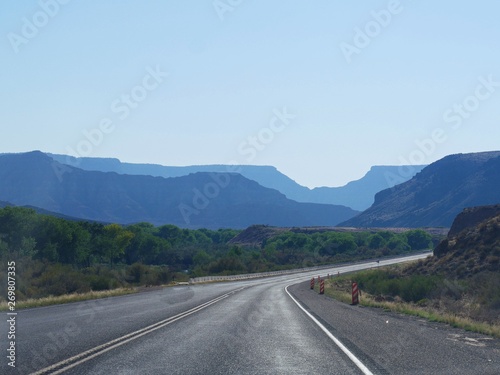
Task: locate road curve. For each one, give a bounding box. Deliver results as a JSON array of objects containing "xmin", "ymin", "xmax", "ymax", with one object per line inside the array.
[{"xmin": 2, "ymin": 253, "xmax": 498, "ymax": 374}]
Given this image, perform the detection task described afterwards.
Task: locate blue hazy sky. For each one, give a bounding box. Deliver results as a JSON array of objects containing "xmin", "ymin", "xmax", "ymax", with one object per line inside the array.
[{"xmin": 2, "ymin": 1, "xmax": 499, "ymax": 188}]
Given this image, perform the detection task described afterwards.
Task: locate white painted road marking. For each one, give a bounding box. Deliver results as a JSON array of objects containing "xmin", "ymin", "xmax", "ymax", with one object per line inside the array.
[
  {"xmin": 285, "ymin": 285, "xmax": 374, "ymax": 375},
  {"xmin": 30, "ymin": 288, "xmax": 245, "ymax": 375}
]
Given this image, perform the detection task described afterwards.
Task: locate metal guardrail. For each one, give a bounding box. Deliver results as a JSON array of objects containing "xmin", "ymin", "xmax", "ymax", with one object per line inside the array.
[
  {"xmin": 189, "ymin": 250, "xmax": 433, "ymax": 284},
  {"xmin": 189, "ymin": 264, "xmax": 341, "ymax": 284}
]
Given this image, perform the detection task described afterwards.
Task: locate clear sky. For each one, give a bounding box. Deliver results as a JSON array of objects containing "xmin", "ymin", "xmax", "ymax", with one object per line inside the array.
[{"xmin": 1, "ymin": 1, "xmax": 499, "ymax": 188}]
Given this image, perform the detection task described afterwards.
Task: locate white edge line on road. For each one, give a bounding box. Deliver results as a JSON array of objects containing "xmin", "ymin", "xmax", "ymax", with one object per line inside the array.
[{"xmin": 285, "ymin": 285, "xmax": 374, "ymax": 375}]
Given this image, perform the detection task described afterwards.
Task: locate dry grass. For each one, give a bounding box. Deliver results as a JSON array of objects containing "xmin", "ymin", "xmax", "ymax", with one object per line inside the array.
[
  {"xmin": 320, "ymin": 279, "xmax": 500, "ymax": 339},
  {"xmin": 0, "ymin": 288, "xmax": 138, "ymax": 311}
]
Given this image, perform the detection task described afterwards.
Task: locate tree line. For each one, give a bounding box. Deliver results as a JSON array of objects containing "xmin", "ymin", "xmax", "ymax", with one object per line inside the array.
[
  {"xmin": 0, "ymin": 206, "xmax": 238, "ymax": 268},
  {"xmin": 0, "ymin": 206, "xmax": 435, "ymax": 300}
]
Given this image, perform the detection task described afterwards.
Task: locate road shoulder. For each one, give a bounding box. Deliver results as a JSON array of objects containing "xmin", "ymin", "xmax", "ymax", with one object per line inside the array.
[{"xmin": 288, "ymin": 281, "xmax": 500, "ymax": 375}]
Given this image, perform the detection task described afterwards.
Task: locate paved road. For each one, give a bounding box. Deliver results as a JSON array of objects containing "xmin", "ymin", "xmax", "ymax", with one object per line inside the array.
[
  {"xmin": 2, "ymin": 253, "xmax": 499, "ymax": 374},
  {"xmin": 289, "ymin": 283, "xmax": 500, "ymax": 375}
]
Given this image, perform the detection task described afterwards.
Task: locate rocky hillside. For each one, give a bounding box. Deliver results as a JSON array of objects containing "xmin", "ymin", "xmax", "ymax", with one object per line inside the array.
[
  {"xmin": 407, "ymin": 205, "xmax": 500, "ymax": 278},
  {"xmin": 340, "ymin": 151, "xmax": 500, "ymax": 228},
  {"xmin": 447, "ymin": 204, "xmax": 500, "ymax": 237}
]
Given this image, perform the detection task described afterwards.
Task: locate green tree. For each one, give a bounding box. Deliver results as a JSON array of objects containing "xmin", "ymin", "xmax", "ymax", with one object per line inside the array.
[
  {"xmin": 405, "ymin": 230, "xmax": 432, "ymax": 250},
  {"xmin": 0, "ymin": 207, "xmax": 38, "ymax": 255},
  {"xmin": 368, "ymin": 234, "xmax": 387, "ymax": 249},
  {"xmin": 319, "ymin": 232, "xmax": 357, "ymax": 256},
  {"xmin": 101, "ymin": 224, "xmax": 134, "ymax": 264},
  {"xmin": 193, "ymin": 250, "xmax": 212, "ymax": 267},
  {"xmin": 125, "ymin": 223, "xmax": 170, "ymax": 265},
  {"xmin": 386, "ymin": 236, "xmax": 411, "ymax": 252}
]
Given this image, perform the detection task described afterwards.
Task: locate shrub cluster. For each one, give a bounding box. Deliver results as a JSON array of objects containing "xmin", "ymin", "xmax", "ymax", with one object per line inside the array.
[
  {"xmin": 0, "ymin": 257, "xmax": 184, "ymax": 301},
  {"xmin": 353, "ymin": 269, "xmax": 441, "ymax": 303}
]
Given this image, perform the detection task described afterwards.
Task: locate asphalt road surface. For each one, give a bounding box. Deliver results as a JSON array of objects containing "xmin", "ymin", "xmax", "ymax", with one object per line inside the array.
[{"xmin": 2, "ymin": 253, "xmax": 499, "ymax": 374}]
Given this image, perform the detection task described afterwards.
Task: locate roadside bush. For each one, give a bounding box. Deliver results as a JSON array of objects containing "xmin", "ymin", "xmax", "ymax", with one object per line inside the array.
[
  {"xmin": 398, "ymin": 275, "xmax": 440, "ymax": 302},
  {"xmin": 0, "ymin": 258, "xmax": 174, "ymax": 301},
  {"xmin": 128, "ymin": 262, "xmax": 148, "ymax": 283},
  {"xmin": 88, "ymin": 275, "xmax": 112, "ymax": 291},
  {"xmin": 354, "ymin": 269, "xmax": 441, "ymax": 302}
]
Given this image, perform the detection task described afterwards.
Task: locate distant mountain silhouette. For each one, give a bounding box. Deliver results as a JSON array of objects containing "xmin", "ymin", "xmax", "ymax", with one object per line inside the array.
[
  {"xmin": 340, "ymin": 151, "xmax": 500, "ymax": 228},
  {"xmin": 48, "ymin": 153, "xmax": 424, "ymax": 210},
  {"xmin": 0, "ymin": 151, "xmax": 358, "ymax": 229},
  {"xmin": 306, "ymin": 165, "xmax": 426, "ymax": 210}
]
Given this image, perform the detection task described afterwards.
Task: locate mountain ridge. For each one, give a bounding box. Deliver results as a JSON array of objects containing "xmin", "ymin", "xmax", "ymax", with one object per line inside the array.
[
  {"xmin": 47, "ymin": 152, "xmax": 425, "ymax": 210},
  {"xmin": 0, "ymin": 151, "xmax": 358, "ymax": 229},
  {"xmin": 341, "ymin": 151, "xmax": 500, "ymax": 228}
]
